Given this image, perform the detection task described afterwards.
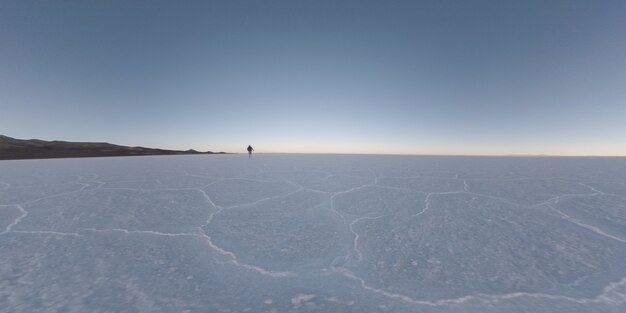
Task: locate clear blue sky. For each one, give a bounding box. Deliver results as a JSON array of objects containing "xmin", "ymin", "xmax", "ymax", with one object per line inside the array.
[{"xmin": 1, "ymin": 0, "xmax": 625, "ymax": 155}]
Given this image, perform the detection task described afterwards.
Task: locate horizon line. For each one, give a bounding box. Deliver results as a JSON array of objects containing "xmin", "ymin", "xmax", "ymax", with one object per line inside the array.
[
  {"xmin": 242, "ymin": 152, "xmax": 626, "ymax": 158},
  {"xmin": 4, "ymin": 134, "xmax": 625, "ymax": 158}
]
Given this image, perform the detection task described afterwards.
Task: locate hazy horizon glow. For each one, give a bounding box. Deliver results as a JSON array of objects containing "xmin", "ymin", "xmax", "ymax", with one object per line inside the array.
[{"xmin": 2, "ymin": 1, "xmax": 626, "ymax": 156}]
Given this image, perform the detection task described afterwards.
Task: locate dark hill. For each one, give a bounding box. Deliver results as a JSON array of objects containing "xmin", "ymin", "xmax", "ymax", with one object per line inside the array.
[{"xmin": 0, "ymin": 135, "xmax": 225, "ymax": 160}]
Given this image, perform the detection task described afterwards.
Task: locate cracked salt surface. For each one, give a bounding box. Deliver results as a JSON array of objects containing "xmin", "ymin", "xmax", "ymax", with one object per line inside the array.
[{"xmin": 1, "ymin": 154, "xmax": 626, "ymax": 312}]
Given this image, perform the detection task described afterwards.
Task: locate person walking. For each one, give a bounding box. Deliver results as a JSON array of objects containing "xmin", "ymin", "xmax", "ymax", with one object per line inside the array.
[{"xmin": 247, "ymin": 145, "xmax": 254, "ymax": 158}]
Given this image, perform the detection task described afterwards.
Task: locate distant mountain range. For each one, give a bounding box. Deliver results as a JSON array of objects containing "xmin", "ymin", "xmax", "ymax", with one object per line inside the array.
[{"xmin": 0, "ymin": 135, "xmax": 225, "ymax": 160}]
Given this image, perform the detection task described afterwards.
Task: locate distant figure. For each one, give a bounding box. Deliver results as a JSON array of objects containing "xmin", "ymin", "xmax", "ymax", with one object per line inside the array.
[{"xmin": 247, "ymin": 145, "xmax": 254, "ymax": 158}]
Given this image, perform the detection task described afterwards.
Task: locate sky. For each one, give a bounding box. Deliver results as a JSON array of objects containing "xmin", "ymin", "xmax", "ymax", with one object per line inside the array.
[{"xmin": 1, "ymin": 0, "xmax": 625, "ymax": 156}]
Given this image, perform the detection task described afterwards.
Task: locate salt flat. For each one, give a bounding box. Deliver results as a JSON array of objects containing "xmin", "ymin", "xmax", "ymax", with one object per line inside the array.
[{"xmin": 1, "ymin": 154, "xmax": 626, "ymax": 313}]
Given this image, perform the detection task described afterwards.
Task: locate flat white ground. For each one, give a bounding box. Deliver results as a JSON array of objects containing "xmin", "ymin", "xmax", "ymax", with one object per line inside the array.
[{"xmin": 1, "ymin": 154, "xmax": 626, "ymax": 313}]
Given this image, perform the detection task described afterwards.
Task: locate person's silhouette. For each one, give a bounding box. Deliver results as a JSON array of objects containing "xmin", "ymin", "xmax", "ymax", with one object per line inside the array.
[{"xmin": 247, "ymin": 145, "xmax": 254, "ymax": 158}]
